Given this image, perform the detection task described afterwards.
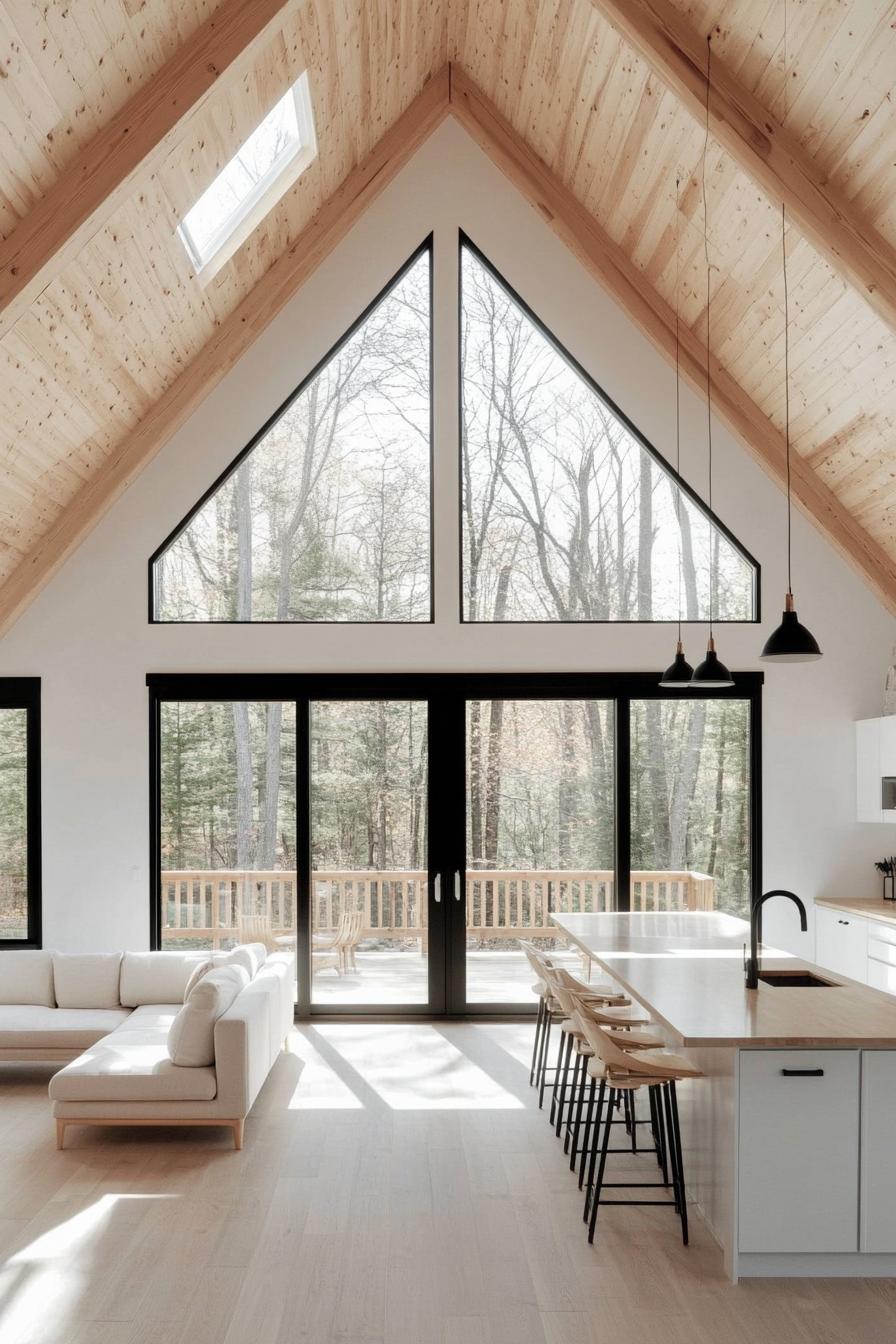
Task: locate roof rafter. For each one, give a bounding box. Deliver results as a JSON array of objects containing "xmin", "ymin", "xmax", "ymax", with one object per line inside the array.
[
  {"xmin": 0, "ymin": 68, "xmax": 451, "ymax": 635},
  {"xmin": 589, "ymin": 0, "xmax": 896, "ymax": 333},
  {"xmin": 0, "ymin": 0, "xmax": 300, "ymax": 342},
  {"xmin": 449, "ymin": 65, "xmax": 896, "ymax": 616}
]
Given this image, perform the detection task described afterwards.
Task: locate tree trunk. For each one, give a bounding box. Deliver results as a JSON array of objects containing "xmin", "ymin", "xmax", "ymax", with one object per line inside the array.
[
  {"xmin": 233, "ymin": 462, "xmax": 254, "ymax": 870},
  {"xmin": 707, "ymin": 714, "xmax": 727, "ymax": 874},
  {"xmin": 676, "ymin": 492, "xmax": 699, "ymax": 619},
  {"xmin": 259, "ymin": 702, "xmax": 282, "ymax": 869},
  {"xmin": 468, "ymin": 700, "xmax": 483, "ymax": 864},
  {"xmin": 557, "ymin": 702, "xmax": 577, "ymax": 869},
  {"xmin": 668, "ymin": 702, "xmax": 706, "ymax": 869}
]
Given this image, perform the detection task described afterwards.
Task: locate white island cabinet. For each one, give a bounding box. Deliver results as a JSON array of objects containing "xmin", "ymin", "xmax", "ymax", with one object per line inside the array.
[{"xmin": 738, "ymin": 1050, "xmax": 859, "ymax": 1253}]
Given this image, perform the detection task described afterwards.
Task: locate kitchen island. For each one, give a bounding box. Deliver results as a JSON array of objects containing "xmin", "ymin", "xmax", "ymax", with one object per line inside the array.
[{"xmin": 552, "ymin": 910, "xmax": 896, "ymax": 1281}]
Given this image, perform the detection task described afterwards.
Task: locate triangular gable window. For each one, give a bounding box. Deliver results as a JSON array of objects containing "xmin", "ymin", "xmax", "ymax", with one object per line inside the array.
[
  {"xmin": 151, "ymin": 240, "xmax": 432, "ymax": 622},
  {"xmin": 460, "ymin": 236, "xmax": 757, "ymax": 622}
]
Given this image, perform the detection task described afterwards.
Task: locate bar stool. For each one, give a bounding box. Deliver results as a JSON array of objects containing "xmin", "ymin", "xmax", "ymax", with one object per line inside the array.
[
  {"xmin": 546, "ymin": 980, "xmax": 652, "ymax": 1138},
  {"xmin": 578, "ymin": 1016, "xmax": 702, "ymax": 1247},
  {"xmin": 521, "ymin": 948, "xmax": 627, "ymax": 1108},
  {"xmin": 565, "ymin": 993, "xmax": 668, "ymax": 1181}
]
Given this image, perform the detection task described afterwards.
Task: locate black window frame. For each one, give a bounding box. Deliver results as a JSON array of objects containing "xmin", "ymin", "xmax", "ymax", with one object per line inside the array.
[
  {"xmin": 0, "ymin": 677, "xmax": 41, "ymax": 950},
  {"xmin": 457, "ymin": 231, "xmax": 761, "ymax": 625},
  {"xmin": 147, "ymin": 670, "xmax": 762, "ymax": 1018},
  {"xmin": 148, "ymin": 234, "xmax": 436, "ymax": 625}
]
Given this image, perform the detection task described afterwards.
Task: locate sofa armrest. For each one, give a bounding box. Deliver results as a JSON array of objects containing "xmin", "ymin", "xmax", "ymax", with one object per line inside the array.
[{"xmin": 213, "ymin": 954, "xmax": 294, "ymax": 1118}]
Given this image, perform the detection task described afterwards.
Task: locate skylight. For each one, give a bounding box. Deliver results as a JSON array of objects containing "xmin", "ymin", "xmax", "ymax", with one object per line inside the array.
[{"xmin": 178, "ymin": 72, "xmax": 316, "ymax": 277}]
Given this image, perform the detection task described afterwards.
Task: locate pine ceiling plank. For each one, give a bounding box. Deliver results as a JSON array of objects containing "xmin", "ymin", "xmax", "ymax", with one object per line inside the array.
[
  {"xmin": 589, "ymin": 0, "xmax": 896, "ymax": 332},
  {"xmin": 0, "ymin": 65, "xmax": 451, "ymax": 636},
  {"xmin": 0, "ymin": 0, "xmax": 300, "ymax": 342},
  {"xmin": 449, "ymin": 64, "xmax": 896, "ymax": 615}
]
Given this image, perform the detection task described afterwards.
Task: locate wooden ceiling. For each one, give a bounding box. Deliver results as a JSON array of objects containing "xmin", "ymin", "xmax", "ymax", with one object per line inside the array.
[{"xmin": 0, "ymin": 0, "xmax": 894, "ymax": 629}]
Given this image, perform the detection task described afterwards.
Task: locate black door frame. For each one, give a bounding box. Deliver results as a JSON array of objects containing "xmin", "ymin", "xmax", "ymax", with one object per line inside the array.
[{"xmin": 147, "ymin": 671, "xmax": 762, "ymax": 1018}]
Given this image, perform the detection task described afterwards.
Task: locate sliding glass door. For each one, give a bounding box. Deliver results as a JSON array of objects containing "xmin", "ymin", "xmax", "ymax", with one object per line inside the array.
[
  {"xmin": 310, "ymin": 699, "xmax": 431, "ymax": 1007},
  {"xmin": 157, "ymin": 699, "xmax": 298, "ymax": 992},
  {"xmin": 149, "ymin": 673, "xmax": 760, "ymax": 1016},
  {"xmin": 464, "ymin": 698, "xmax": 615, "ymax": 1005}
]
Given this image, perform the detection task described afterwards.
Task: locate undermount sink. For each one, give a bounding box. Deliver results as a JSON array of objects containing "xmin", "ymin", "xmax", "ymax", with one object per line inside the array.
[{"xmin": 758, "ymin": 970, "xmax": 839, "ymax": 988}]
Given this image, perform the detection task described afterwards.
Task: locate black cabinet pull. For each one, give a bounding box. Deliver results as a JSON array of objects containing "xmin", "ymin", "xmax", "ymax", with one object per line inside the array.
[
  {"xmin": 781, "ymin": 1068, "xmax": 824, "ymax": 1077},
  {"xmin": 838, "ymin": 919, "xmax": 849, "ymax": 925}
]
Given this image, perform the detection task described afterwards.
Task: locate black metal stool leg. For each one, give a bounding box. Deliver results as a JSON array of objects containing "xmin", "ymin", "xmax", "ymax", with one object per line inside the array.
[
  {"xmin": 668, "ymin": 1082, "xmax": 689, "ymax": 1246},
  {"xmin": 568, "ymin": 1053, "xmax": 588, "ymax": 1164},
  {"xmin": 651, "ymin": 1084, "xmax": 669, "ymax": 1185},
  {"xmin": 587, "ymin": 1086, "xmax": 616, "ymax": 1244},
  {"xmin": 578, "ymin": 1075, "xmax": 596, "ymax": 1188},
  {"xmin": 583, "ymin": 1077, "xmax": 607, "ymax": 1220},
  {"xmin": 529, "ymin": 996, "xmax": 544, "ymax": 1086},
  {"xmin": 537, "ymin": 1013, "xmax": 553, "ymax": 1109},
  {"xmin": 662, "ymin": 1083, "xmax": 683, "ymax": 1217},
  {"xmin": 554, "ymin": 1031, "xmax": 574, "ymax": 1135}
]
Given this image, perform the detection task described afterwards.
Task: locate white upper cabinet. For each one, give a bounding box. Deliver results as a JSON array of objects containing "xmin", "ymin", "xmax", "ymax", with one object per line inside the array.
[{"xmin": 856, "ymin": 717, "xmax": 896, "ymax": 823}]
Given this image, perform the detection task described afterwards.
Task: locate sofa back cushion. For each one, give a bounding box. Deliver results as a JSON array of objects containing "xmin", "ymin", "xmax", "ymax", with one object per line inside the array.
[
  {"xmin": 0, "ymin": 950, "xmax": 54, "ymax": 1006},
  {"xmin": 167, "ymin": 964, "xmax": 249, "ymax": 1067},
  {"xmin": 120, "ymin": 951, "xmax": 213, "ymax": 1007},
  {"xmin": 53, "ymin": 952, "xmax": 122, "ymax": 1008},
  {"xmin": 222, "ymin": 942, "xmax": 267, "ymax": 980}
]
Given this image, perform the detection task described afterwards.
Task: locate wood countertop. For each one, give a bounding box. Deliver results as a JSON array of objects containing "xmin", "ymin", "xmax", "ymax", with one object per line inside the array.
[
  {"xmin": 816, "ymin": 895, "xmax": 896, "ymax": 927},
  {"xmin": 552, "ymin": 911, "xmax": 896, "ymax": 1048}
]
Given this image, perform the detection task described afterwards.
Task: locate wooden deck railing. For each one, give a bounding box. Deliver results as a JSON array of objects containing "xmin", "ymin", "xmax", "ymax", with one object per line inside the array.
[{"xmin": 160, "ymin": 867, "xmax": 715, "ymax": 946}]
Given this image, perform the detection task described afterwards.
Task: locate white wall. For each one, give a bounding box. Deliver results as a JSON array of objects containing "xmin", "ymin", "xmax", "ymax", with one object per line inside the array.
[{"xmin": 2, "ymin": 119, "xmax": 893, "ymax": 954}]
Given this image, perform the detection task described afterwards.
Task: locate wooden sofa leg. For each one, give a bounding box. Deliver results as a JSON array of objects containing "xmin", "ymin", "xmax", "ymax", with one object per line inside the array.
[
  {"xmin": 56, "ymin": 1120, "xmax": 65, "ymax": 1151},
  {"xmin": 232, "ymin": 1120, "xmax": 244, "ymax": 1151}
]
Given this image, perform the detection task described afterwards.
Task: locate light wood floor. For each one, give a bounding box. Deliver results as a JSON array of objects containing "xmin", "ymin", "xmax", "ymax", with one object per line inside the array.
[{"xmin": 1, "ymin": 1023, "xmax": 895, "ymax": 1344}]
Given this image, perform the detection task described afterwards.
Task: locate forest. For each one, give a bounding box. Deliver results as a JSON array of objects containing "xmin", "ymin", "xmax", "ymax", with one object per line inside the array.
[{"xmin": 159, "ymin": 692, "xmax": 751, "ymax": 925}]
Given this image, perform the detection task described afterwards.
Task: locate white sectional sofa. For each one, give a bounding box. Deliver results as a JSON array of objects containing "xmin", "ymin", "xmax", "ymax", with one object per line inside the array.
[{"xmin": 0, "ymin": 946, "xmax": 294, "ymax": 1149}]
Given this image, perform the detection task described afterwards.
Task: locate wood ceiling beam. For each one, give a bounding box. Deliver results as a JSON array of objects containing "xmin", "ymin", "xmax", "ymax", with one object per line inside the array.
[
  {"xmin": 0, "ymin": 68, "xmax": 451, "ymax": 635},
  {"xmin": 0, "ymin": 0, "xmax": 299, "ymax": 342},
  {"xmin": 589, "ymin": 0, "xmax": 896, "ymax": 334},
  {"xmin": 449, "ymin": 65, "xmax": 896, "ymax": 615}
]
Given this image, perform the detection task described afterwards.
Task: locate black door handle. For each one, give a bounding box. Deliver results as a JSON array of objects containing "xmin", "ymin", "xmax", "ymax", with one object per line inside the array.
[{"xmin": 780, "ymin": 1068, "xmax": 824, "ymax": 1077}]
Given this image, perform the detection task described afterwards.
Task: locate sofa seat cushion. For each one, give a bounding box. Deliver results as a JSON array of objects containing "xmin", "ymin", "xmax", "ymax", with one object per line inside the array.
[
  {"xmin": 112, "ymin": 1005, "xmax": 179, "ymax": 1032},
  {"xmin": 0, "ymin": 1005, "xmax": 131, "ymax": 1049},
  {"xmin": 48, "ymin": 1021, "xmax": 217, "ymax": 1104}
]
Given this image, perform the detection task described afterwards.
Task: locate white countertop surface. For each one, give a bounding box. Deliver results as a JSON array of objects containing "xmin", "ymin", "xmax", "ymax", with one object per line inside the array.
[{"xmin": 552, "ymin": 911, "xmax": 896, "ymax": 1048}]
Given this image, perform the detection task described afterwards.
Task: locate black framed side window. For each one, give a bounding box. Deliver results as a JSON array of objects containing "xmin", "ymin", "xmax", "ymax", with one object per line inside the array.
[
  {"xmin": 150, "ymin": 237, "xmax": 434, "ymax": 624},
  {"xmin": 0, "ymin": 678, "xmax": 41, "ymax": 948}
]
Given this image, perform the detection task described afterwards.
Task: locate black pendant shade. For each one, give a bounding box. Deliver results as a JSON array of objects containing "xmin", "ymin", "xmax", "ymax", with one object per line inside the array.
[
  {"xmin": 690, "ymin": 637, "xmax": 734, "ymax": 688},
  {"xmin": 760, "ymin": 593, "xmax": 822, "ymax": 662},
  {"xmin": 659, "ymin": 643, "xmax": 694, "ymax": 688}
]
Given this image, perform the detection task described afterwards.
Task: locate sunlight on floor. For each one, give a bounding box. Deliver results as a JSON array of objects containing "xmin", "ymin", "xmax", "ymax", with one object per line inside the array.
[
  {"xmin": 287, "ymin": 1022, "xmax": 527, "ymax": 1110},
  {"xmin": 0, "ymin": 1194, "xmax": 177, "ymax": 1341}
]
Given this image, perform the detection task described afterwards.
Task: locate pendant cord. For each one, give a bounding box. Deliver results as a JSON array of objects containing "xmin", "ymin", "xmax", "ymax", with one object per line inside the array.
[
  {"xmin": 702, "ymin": 33, "xmax": 713, "ymax": 638},
  {"xmin": 783, "ymin": 202, "xmax": 792, "ymax": 596},
  {"xmin": 674, "ymin": 172, "xmax": 683, "ymax": 640},
  {"xmin": 782, "ymin": 0, "xmax": 793, "ymax": 598}
]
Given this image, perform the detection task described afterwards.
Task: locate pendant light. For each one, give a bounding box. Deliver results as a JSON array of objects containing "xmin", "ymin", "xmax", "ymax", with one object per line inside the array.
[
  {"xmin": 760, "ymin": 6, "xmax": 822, "ymax": 661},
  {"xmin": 691, "ymin": 33, "xmax": 733, "ymax": 689},
  {"xmin": 660, "ymin": 174, "xmax": 694, "ymax": 688}
]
